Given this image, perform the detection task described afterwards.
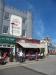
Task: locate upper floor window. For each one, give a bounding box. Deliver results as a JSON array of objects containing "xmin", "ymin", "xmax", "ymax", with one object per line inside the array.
[
  {"xmin": 22, "ymin": 29, "xmax": 25, "ymax": 36},
  {"xmin": 4, "ymin": 12, "xmax": 9, "ymax": 20},
  {"xmin": 22, "ymin": 18, "xmax": 26, "ymax": 24},
  {"xmin": 3, "ymin": 25, "xmax": 9, "ymax": 33}
]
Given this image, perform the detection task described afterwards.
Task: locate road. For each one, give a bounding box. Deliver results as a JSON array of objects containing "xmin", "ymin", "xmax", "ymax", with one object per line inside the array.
[{"xmin": 0, "ymin": 66, "xmax": 47, "ymax": 75}]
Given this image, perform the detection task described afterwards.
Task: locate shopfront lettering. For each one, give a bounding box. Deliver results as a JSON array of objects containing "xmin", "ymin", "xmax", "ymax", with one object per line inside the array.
[{"xmin": 0, "ymin": 36, "xmax": 16, "ymax": 44}]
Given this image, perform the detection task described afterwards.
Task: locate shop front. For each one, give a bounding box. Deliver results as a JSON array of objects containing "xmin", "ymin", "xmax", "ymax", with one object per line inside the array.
[
  {"xmin": 0, "ymin": 35, "xmax": 16, "ymax": 62},
  {"xmin": 16, "ymin": 42, "xmax": 41, "ymax": 60}
]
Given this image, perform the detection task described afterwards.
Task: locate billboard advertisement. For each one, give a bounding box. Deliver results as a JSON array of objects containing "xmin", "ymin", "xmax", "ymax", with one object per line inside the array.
[{"xmin": 10, "ymin": 15, "xmax": 22, "ymax": 36}]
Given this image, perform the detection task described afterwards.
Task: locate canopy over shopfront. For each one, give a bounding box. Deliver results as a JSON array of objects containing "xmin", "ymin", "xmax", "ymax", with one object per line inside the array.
[{"xmin": 17, "ymin": 42, "xmax": 38, "ymax": 48}]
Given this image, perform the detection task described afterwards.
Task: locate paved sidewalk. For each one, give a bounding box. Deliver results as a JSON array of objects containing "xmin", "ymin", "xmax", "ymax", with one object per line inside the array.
[
  {"xmin": 0, "ymin": 55, "xmax": 56, "ymax": 75},
  {"xmin": 0, "ymin": 60, "xmax": 38, "ymax": 70},
  {"xmin": 0, "ymin": 62, "xmax": 21, "ymax": 70},
  {"xmin": 22, "ymin": 55, "xmax": 56, "ymax": 75}
]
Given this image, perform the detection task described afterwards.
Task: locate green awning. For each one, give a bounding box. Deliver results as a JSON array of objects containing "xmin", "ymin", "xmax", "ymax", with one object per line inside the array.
[{"xmin": 0, "ymin": 35, "xmax": 16, "ymax": 44}]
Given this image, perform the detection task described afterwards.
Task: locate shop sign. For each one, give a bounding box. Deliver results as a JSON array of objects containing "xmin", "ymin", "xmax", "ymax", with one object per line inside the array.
[
  {"xmin": 0, "ymin": 36, "xmax": 16, "ymax": 44},
  {"xmin": 10, "ymin": 15, "xmax": 22, "ymax": 36}
]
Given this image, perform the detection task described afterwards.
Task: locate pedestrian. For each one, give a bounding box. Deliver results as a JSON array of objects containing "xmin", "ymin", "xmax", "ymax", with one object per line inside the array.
[
  {"xmin": 35, "ymin": 52, "xmax": 38, "ymax": 61},
  {"xmin": 18, "ymin": 50, "xmax": 24, "ymax": 62}
]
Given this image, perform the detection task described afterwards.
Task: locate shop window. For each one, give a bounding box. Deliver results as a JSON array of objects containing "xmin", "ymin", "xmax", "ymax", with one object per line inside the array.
[
  {"xmin": 11, "ymin": 45, "xmax": 14, "ymax": 47},
  {"xmin": 7, "ymin": 45, "xmax": 10, "ymax": 47},
  {"xmin": 3, "ymin": 45, "xmax": 6, "ymax": 47},
  {"xmin": 0, "ymin": 45, "xmax": 2, "ymax": 47}
]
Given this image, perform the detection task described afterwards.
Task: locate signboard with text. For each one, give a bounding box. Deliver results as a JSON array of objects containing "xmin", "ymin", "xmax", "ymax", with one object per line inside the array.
[
  {"xmin": 10, "ymin": 15, "xmax": 22, "ymax": 36},
  {"xmin": 0, "ymin": 35, "xmax": 16, "ymax": 44}
]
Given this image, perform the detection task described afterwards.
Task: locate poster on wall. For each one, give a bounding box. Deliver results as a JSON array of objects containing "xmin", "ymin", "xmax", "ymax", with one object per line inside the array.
[{"xmin": 10, "ymin": 15, "xmax": 22, "ymax": 36}]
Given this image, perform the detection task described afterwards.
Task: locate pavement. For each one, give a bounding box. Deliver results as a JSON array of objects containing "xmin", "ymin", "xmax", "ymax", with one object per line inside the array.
[
  {"xmin": 0, "ymin": 55, "xmax": 56, "ymax": 75},
  {"xmin": 0, "ymin": 66, "xmax": 47, "ymax": 75},
  {"xmin": 22, "ymin": 55, "xmax": 56, "ymax": 75}
]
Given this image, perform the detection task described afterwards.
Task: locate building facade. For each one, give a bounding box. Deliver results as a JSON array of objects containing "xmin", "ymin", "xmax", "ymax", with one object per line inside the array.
[
  {"xmin": 0, "ymin": 0, "xmax": 33, "ymax": 61},
  {"xmin": 2, "ymin": 7, "xmax": 32, "ymax": 38},
  {"xmin": 0, "ymin": 0, "xmax": 4, "ymax": 34},
  {"xmin": 0, "ymin": 1, "xmax": 49, "ymax": 61}
]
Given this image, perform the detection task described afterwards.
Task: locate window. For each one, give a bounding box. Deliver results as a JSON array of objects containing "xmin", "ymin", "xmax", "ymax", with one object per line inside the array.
[
  {"xmin": 4, "ymin": 12, "xmax": 9, "ymax": 20},
  {"xmin": 0, "ymin": 45, "xmax": 2, "ymax": 47},
  {"xmin": 7, "ymin": 45, "xmax": 10, "ymax": 47},
  {"xmin": 22, "ymin": 18, "xmax": 26, "ymax": 24},
  {"xmin": 11, "ymin": 45, "xmax": 14, "ymax": 47},
  {"xmin": 3, "ymin": 26, "xmax": 9, "ymax": 33},
  {"xmin": 22, "ymin": 30, "xmax": 25, "ymax": 36},
  {"xmin": 3, "ymin": 45, "xmax": 6, "ymax": 47}
]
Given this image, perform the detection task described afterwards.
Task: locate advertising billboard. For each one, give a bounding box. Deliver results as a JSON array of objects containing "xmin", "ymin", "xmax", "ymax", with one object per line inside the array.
[{"xmin": 10, "ymin": 15, "xmax": 22, "ymax": 36}]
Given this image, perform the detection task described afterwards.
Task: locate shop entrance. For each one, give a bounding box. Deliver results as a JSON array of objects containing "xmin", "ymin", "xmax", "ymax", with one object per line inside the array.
[
  {"xmin": 23, "ymin": 48, "xmax": 40, "ymax": 60},
  {"xmin": 0, "ymin": 48, "xmax": 13, "ymax": 58}
]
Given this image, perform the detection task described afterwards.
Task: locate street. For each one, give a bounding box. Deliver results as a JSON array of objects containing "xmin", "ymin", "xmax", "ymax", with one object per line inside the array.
[{"xmin": 0, "ymin": 66, "xmax": 46, "ymax": 75}]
